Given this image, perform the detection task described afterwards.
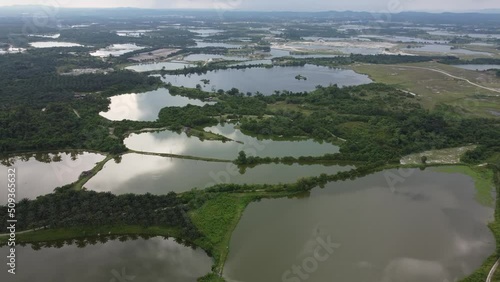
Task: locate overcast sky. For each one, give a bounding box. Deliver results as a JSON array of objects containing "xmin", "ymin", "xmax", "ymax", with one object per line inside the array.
[{"xmin": 1, "ymin": 0, "xmax": 500, "ymax": 12}]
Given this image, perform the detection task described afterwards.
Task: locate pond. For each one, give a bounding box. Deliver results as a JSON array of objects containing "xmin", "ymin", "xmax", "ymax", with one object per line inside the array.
[
  {"xmin": 125, "ymin": 61, "xmax": 195, "ymax": 72},
  {"xmin": 0, "ymin": 152, "xmax": 105, "ymax": 204},
  {"xmin": 29, "ymin": 41, "xmax": 83, "ymax": 48},
  {"xmin": 408, "ymin": 44, "xmax": 492, "ymax": 56},
  {"xmin": 116, "ymin": 30, "xmax": 152, "ymax": 37},
  {"xmin": 358, "ymin": 35, "xmax": 448, "ymax": 44},
  {"xmin": 90, "ymin": 43, "xmax": 145, "ymax": 57},
  {"xmin": 85, "ymin": 153, "xmax": 353, "ymax": 194},
  {"xmin": 224, "ymin": 168, "xmax": 495, "ymax": 282},
  {"xmin": 195, "ymin": 41, "xmax": 242, "ymax": 48},
  {"xmin": 182, "ymin": 53, "xmax": 247, "ymax": 62},
  {"xmin": 160, "ymin": 65, "xmax": 372, "ymax": 94},
  {"xmin": 124, "ymin": 123, "xmax": 340, "ymax": 159},
  {"xmin": 287, "ymin": 43, "xmax": 385, "ymax": 55},
  {"xmin": 0, "ymin": 236, "xmax": 212, "ymax": 281},
  {"xmin": 452, "ymin": 64, "xmax": 500, "ymax": 71},
  {"xmin": 189, "ymin": 29, "xmax": 224, "ymax": 37},
  {"xmin": 100, "ymin": 88, "xmax": 212, "ymax": 121},
  {"xmin": 270, "ymin": 48, "xmax": 345, "ymax": 58}
]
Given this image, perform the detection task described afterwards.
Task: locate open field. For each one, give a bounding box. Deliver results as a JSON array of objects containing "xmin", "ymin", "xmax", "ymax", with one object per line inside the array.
[
  {"xmin": 351, "ymin": 62, "xmax": 500, "ymax": 117},
  {"xmin": 400, "ymin": 145, "xmax": 477, "ymax": 165}
]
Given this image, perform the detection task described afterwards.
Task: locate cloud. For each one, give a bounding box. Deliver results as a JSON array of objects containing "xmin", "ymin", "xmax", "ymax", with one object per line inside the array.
[{"xmin": 1, "ymin": 0, "xmax": 500, "ymax": 11}]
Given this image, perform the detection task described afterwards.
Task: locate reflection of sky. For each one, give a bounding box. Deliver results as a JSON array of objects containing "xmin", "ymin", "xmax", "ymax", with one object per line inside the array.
[
  {"xmin": 100, "ymin": 88, "xmax": 209, "ymax": 121},
  {"xmin": 85, "ymin": 153, "xmax": 352, "ymax": 194},
  {"xmin": 86, "ymin": 153, "xmax": 177, "ymax": 192},
  {"xmin": 161, "ymin": 65, "xmax": 372, "ymax": 94},
  {"xmin": 0, "ymin": 152, "xmax": 105, "ymax": 204},
  {"xmin": 125, "ymin": 62, "xmax": 194, "ymax": 72},
  {"xmin": 125, "ymin": 124, "xmax": 339, "ymax": 159},
  {"xmin": 411, "ymin": 44, "xmax": 492, "ymax": 56},
  {"xmin": 452, "ymin": 64, "xmax": 500, "ymax": 71},
  {"xmin": 0, "ymin": 237, "xmax": 211, "ymax": 282},
  {"xmin": 224, "ymin": 169, "xmax": 495, "ymax": 282},
  {"xmin": 29, "ymin": 42, "xmax": 83, "ymax": 48},
  {"xmin": 90, "ymin": 43, "xmax": 144, "ymax": 57},
  {"xmin": 183, "ymin": 54, "xmax": 247, "ymax": 61}
]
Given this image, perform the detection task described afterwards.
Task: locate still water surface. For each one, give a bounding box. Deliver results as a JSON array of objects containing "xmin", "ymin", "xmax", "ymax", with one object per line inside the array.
[
  {"xmin": 224, "ymin": 169, "xmax": 495, "ymax": 282},
  {"xmin": 100, "ymin": 88, "xmax": 212, "ymax": 121},
  {"xmin": 161, "ymin": 65, "xmax": 371, "ymax": 94},
  {"xmin": 0, "ymin": 152, "xmax": 104, "ymax": 204},
  {"xmin": 85, "ymin": 153, "xmax": 352, "ymax": 194},
  {"xmin": 0, "ymin": 237, "xmax": 212, "ymax": 281},
  {"xmin": 124, "ymin": 124, "xmax": 339, "ymax": 159}
]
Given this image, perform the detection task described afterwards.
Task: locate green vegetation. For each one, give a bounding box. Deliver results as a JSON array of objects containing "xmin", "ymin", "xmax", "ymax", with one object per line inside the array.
[
  {"xmin": 439, "ymin": 57, "xmax": 500, "ymax": 65},
  {"xmin": 190, "ymin": 193, "xmax": 259, "ymax": 275},
  {"xmin": 0, "ymin": 48, "xmax": 162, "ymax": 154},
  {"xmin": 0, "ymin": 225, "xmax": 182, "ymax": 245},
  {"xmin": 0, "ymin": 189, "xmax": 200, "ymax": 240},
  {"xmin": 295, "ymin": 74, "xmax": 307, "ymax": 80},
  {"xmin": 273, "ymin": 54, "xmax": 450, "ymax": 67},
  {"xmin": 238, "ymin": 84, "xmax": 500, "ymax": 165}
]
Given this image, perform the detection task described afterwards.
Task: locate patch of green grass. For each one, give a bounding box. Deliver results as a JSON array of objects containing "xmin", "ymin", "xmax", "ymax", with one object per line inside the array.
[
  {"xmin": 351, "ymin": 63, "xmax": 500, "ymax": 117},
  {"xmin": 432, "ymin": 165, "xmax": 494, "ymax": 207},
  {"xmin": 189, "ymin": 193, "xmax": 258, "ymax": 275}
]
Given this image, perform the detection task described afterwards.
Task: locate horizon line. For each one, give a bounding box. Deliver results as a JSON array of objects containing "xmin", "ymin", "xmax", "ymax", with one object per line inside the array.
[{"xmin": 0, "ymin": 5, "xmax": 500, "ymax": 14}]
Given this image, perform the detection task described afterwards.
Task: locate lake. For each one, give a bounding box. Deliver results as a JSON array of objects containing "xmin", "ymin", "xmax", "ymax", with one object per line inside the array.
[
  {"xmin": 116, "ymin": 29, "xmax": 152, "ymax": 37},
  {"xmin": 270, "ymin": 48, "xmax": 344, "ymax": 58},
  {"xmin": 409, "ymin": 44, "xmax": 492, "ymax": 56},
  {"xmin": 100, "ymin": 88, "xmax": 212, "ymax": 121},
  {"xmin": 90, "ymin": 43, "xmax": 145, "ymax": 57},
  {"xmin": 85, "ymin": 153, "xmax": 353, "ymax": 194},
  {"xmin": 0, "ymin": 152, "xmax": 105, "ymax": 204},
  {"xmin": 124, "ymin": 123, "xmax": 340, "ymax": 159},
  {"xmin": 29, "ymin": 41, "xmax": 83, "ymax": 48},
  {"xmin": 183, "ymin": 53, "xmax": 247, "ymax": 62},
  {"xmin": 160, "ymin": 65, "xmax": 372, "ymax": 94},
  {"xmin": 452, "ymin": 64, "xmax": 500, "ymax": 71},
  {"xmin": 195, "ymin": 41, "xmax": 242, "ymax": 48},
  {"xmin": 224, "ymin": 168, "xmax": 495, "ymax": 282},
  {"xmin": 125, "ymin": 61, "xmax": 195, "ymax": 72},
  {"xmin": 0, "ymin": 237, "xmax": 212, "ymax": 281}
]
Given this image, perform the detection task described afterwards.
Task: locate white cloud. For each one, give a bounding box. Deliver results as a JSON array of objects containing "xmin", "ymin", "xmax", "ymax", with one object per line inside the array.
[{"xmin": 1, "ymin": 0, "xmax": 500, "ymax": 11}]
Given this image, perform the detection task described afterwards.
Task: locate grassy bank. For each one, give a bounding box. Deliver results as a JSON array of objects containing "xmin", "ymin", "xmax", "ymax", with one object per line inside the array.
[
  {"xmin": 190, "ymin": 193, "xmax": 260, "ymax": 276},
  {"xmin": 73, "ymin": 154, "xmax": 113, "ymax": 190}
]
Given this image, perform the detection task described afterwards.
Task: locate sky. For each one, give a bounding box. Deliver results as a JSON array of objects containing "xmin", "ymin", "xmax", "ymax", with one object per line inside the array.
[{"xmin": 0, "ymin": 0, "xmax": 500, "ymax": 12}]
